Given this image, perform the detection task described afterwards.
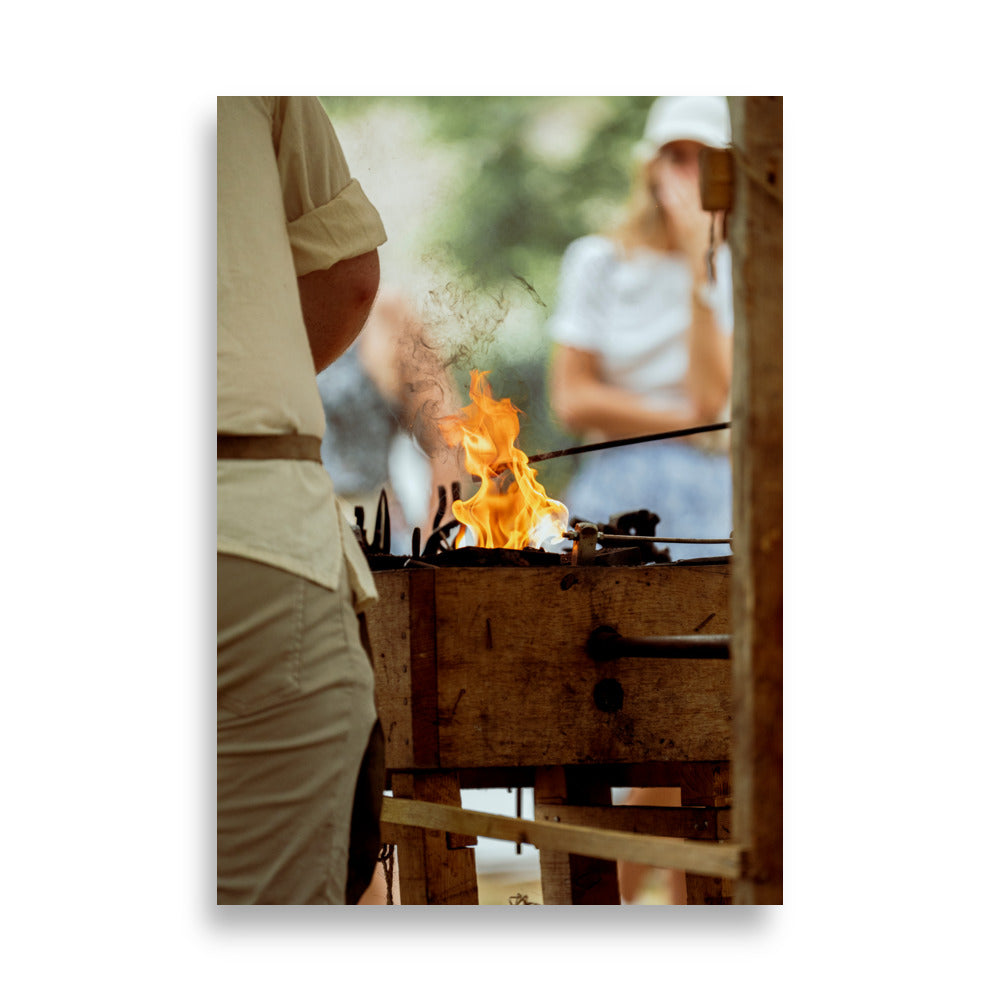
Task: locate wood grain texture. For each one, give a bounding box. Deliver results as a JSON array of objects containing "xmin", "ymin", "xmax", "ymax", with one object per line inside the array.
[
  {"xmin": 381, "ymin": 794, "xmax": 744, "ymax": 879},
  {"xmin": 407, "ymin": 570, "xmax": 439, "ymax": 766},
  {"xmin": 366, "ymin": 571, "xmax": 415, "ymax": 769},
  {"xmin": 535, "ymin": 766, "xmax": 620, "ymax": 904},
  {"xmin": 390, "ymin": 772, "xmax": 479, "ymax": 905},
  {"xmin": 366, "ymin": 561, "xmax": 739, "ymax": 904},
  {"xmin": 368, "ymin": 563, "xmax": 733, "ymax": 770},
  {"xmin": 451, "ymin": 761, "xmax": 729, "ymax": 794},
  {"xmin": 434, "ymin": 564, "xmax": 733, "ymax": 768},
  {"xmin": 533, "ymin": 803, "xmax": 730, "ymax": 841},
  {"xmin": 686, "ymin": 875, "xmax": 734, "ymax": 904},
  {"xmin": 728, "ymin": 95, "xmax": 783, "ymax": 904}
]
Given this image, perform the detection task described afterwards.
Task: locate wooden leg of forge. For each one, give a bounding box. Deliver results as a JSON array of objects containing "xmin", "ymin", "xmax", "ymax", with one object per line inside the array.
[
  {"xmin": 534, "ymin": 766, "xmax": 621, "ymax": 905},
  {"xmin": 683, "ymin": 762, "xmax": 734, "ymax": 905},
  {"xmin": 686, "ymin": 874, "xmax": 734, "ymax": 904},
  {"xmin": 391, "ymin": 772, "xmax": 479, "ymax": 905}
]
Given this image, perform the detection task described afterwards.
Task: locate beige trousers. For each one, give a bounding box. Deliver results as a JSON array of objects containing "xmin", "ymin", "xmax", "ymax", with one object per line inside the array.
[{"xmin": 217, "ymin": 554, "xmax": 378, "ymax": 904}]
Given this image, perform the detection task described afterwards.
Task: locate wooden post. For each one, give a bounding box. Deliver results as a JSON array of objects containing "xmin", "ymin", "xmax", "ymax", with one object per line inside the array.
[
  {"xmin": 727, "ymin": 96, "xmax": 783, "ymax": 904},
  {"xmin": 684, "ymin": 762, "xmax": 734, "ymax": 904},
  {"xmin": 535, "ymin": 766, "xmax": 621, "ymax": 904},
  {"xmin": 391, "ymin": 772, "xmax": 479, "ymax": 904}
]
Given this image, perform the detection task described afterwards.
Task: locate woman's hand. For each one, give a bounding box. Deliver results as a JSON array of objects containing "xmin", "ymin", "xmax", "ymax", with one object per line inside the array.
[{"xmin": 649, "ymin": 148, "xmax": 721, "ymax": 281}]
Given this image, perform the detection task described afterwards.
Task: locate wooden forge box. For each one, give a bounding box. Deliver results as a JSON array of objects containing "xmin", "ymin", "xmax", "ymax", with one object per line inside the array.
[{"xmin": 365, "ymin": 562, "xmax": 733, "ymax": 772}]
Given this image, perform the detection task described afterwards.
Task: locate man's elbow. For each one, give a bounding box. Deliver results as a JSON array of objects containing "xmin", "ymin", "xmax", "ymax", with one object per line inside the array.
[
  {"xmin": 331, "ymin": 249, "xmax": 380, "ymax": 331},
  {"xmin": 299, "ymin": 249, "xmax": 381, "ymax": 372},
  {"xmin": 347, "ymin": 249, "xmax": 380, "ymax": 315}
]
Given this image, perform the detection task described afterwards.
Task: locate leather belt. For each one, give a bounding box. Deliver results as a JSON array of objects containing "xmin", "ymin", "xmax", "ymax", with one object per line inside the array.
[{"xmin": 217, "ymin": 433, "xmax": 322, "ymax": 463}]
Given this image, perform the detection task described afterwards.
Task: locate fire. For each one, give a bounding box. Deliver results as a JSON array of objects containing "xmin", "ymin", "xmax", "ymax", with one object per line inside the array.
[{"xmin": 438, "ymin": 370, "xmax": 568, "ymax": 550}]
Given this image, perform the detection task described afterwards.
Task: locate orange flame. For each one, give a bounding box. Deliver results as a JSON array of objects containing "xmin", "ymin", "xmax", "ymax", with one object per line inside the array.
[{"xmin": 438, "ymin": 370, "xmax": 568, "ymax": 549}]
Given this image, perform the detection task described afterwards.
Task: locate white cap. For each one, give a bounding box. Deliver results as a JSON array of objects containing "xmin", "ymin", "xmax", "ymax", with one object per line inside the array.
[{"xmin": 634, "ymin": 96, "xmax": 731, "ymax": 162}]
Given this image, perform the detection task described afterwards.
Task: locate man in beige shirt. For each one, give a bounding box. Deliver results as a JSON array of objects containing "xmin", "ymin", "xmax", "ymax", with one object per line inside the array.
[{"xmin": 217, "ymin": 97, "xmax": 387, "ymax": 904}]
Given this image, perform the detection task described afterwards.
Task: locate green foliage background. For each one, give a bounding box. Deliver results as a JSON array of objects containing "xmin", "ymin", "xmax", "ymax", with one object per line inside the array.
[{"xmin": 319, "ymin": 96, "xmax": 655, "ymax": 496}]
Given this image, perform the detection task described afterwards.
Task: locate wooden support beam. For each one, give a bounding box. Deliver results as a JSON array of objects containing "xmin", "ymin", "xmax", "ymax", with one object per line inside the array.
[
  {"xmin": 444, "ymin": 761, "xmax": 731, "ymax": 799},
  {"xmin": 390, "ymin": 772, "xmax": 479, "ymax": 905},
  {"xmin": 686, "ymin": 875, "xmax": 734, "ymax": 905},
  {"xmin": 534, "ymin": 766, "xmax": 620, "ymax": 904},
  {"xmin": 407, "ymin": 571, "xmax": 440, "ymax": 767},
  {"xmin": 680, "ymin": 772, "xmax": 733, "ymax": 904},
  {"xmin": 380, "ymin": 795, "xmax": 745, "ymax": 879},
  {"xmin": 727, "ymin": 95, "xmax": 783, "ymax": 905},
  {"xmin": 533, "ymin": 803, "xmax": 730, "ymax": 841}
]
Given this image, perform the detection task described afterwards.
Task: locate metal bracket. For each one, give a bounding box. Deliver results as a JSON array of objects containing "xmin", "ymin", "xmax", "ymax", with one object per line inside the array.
[{"xmin": 571, "ymin": 522, "xmax": 599, "ymax": 565}]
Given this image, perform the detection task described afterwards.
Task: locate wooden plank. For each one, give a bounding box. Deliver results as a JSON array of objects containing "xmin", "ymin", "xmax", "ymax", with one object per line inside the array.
[
  {"xmin": 672, "ymin": 760, "xmax": 731, "ymax": 807},
  {"xmin": 679, "ymin": 765, "xmax": 733, "ymax": 904},
  {"xmin": 381, "ymin": 795, "xmax": 744, "ymax": 879},
  {"xmin": 365, "ymin": 569, "xmax": 442, "ymax": 769},
  {"xmin": 455, "ymin": 766, "xmax": 538, "ymax": 789},
  {"xmin": 379, "ymin": 820, "xmax": 412, "ymax": 845},
  {"xmin": 390, "ymin": 772, "xmax": 478, "ymax": 905},
  {"xmin": 534, "ymin": 803, "xmax": 730, "ymax": 841},
  {"xmin": 432, "ymin": 564, "xmax": 733, "ymax": 767},
  {"xmin": 381, "ymin": 816, "xmax": 476, "ymax": 852},
  {"xmin": 621, "ymin": 762, "xmax": 731, "ymax": 807},
  {"xmin": 366, "ymin": 571, "xmax": 414, "ymax": 769},
  {"xmin": 448, "ymin": 761, "xmax": 730, "ymax": 797},
  {"xmin": 686, "ymin": 876, "xmax": 734, "ymax": 905},
  {"xmin": 728, "ymin": 95, "xmax": 783, "ymax": 905},
  {"xmin": 535, "ymin": 767, "xmax": 620, "ymax": 904},
  {"xmin": 407, "ymin": 570, "xmax": 439, "ymax": 767}
]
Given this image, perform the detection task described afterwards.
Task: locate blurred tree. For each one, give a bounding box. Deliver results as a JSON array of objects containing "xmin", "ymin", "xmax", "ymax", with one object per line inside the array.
[
  {"xmin": 417, "ymin": 96, "xmax": 649, "ymax": 293},
  {"xmin": 321, "ymin": 96, "xmax": 650, "ymax": 300}
]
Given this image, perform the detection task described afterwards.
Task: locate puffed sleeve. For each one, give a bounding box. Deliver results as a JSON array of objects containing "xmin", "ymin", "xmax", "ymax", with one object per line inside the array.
[
  {"xmin": 548, "ymin": 235, "xmax": 615, "ymax": 351},
  {"xmin": 271, "ymin": 96, "xmax": 387, "ymax": 276}
]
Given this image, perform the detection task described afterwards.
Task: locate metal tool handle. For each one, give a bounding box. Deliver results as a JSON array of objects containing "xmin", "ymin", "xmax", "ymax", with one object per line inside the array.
[{"xmin": 587, "ymin": 625, "xmax": 731, "ymax": 661}]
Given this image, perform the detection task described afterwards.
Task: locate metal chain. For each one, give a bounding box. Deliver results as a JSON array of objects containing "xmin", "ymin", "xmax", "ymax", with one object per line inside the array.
[{"xmin": 377, "ymin": 843, "xmax": 395, "ymax": 905}]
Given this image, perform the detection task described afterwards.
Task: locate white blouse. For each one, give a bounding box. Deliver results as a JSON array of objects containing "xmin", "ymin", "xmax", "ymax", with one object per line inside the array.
[{"xmin": 549, "ymin": 234, "xmax": 733, "ymax": 411}]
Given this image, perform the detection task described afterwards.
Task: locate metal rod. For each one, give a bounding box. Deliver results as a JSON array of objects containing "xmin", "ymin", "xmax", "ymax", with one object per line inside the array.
[
  {"xmin": 564, "ymin": 530, "xmax": 731, "ymax": 546},
  {"xmin": 515, "ymin": 787, "xmax": 522, "ymax": 854},
  {"xmin": 587, "ymin": 626, "xmax": 731, "ymax": 661},
  {"xmin": 527, "ymin": 421, "xmax": 731, "ymax": 465}
]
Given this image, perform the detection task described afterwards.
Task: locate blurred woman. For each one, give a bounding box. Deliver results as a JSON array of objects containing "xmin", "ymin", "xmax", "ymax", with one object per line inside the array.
[
  {"xmin": 549, "ymin": 95, "xmax": 733, "ymax": 563},
  {"xmin": 548, "ymin": 96, "xmax": 735, "ymax": 905}
]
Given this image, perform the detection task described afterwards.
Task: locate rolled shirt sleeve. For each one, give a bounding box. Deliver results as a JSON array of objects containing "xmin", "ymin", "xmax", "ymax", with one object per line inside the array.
[
  {"xmin": 288, "ymin": 177, "xmax": 387, "ymax": 276},
  {"xmin": 271, "ymin": 96, "xmax": 387, "ymax": 276}
]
